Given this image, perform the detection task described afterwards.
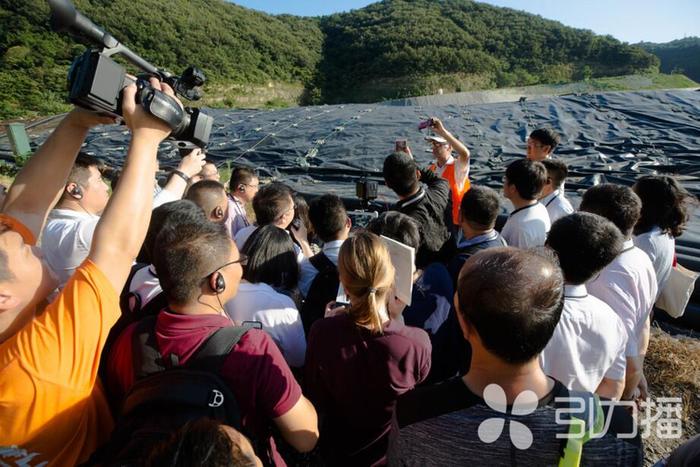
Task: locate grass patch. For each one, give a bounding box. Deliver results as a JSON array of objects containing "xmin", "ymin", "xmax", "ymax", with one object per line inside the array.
[{"xmin": 644, "ymin": 326, "xmax": 700, "ymax": 464}]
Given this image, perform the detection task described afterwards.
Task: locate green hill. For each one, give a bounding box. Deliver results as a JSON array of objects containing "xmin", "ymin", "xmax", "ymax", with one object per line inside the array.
[
  {"xmin": 639, "ymin": 37, "xmax": 700, "ymax": 84},
  {"xmin": 0, "ymin": 0, "xmax": 662, "ymax": 119}
]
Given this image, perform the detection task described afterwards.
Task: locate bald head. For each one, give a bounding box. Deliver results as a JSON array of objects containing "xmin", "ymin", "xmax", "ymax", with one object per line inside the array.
[
  {"xmin": 457, "ymin": 247, "xmax": 564, "ymax": 364},
  {"xmin": 185, "ymin": 180, "xmax": 228, "ymax": 223}
]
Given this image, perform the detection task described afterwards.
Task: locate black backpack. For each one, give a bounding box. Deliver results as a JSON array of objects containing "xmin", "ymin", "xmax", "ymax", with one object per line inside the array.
[
  {"xmin": 99, "ymin": 264, "xmax": 168, "ymax": 410},
  {"xmin": 91, "ymin": 315, "xmax": 259, "ymax": 466},
  {"xmin": 300, "ymin": 252, "xmax": 339, "ymax": 335}
]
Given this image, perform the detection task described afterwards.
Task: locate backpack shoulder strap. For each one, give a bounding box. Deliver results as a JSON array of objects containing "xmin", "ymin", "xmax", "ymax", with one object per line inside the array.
[
  {"xmin": 309, "ymin": 252, "xmax": 335, "ymax": 273},
  {"xmin": 187, "ymin": 325, "xmax": 250, "ymax": 374},
  {"xmin": 132, "ymin": 314, "xmax": 167, "ymax": 379}
]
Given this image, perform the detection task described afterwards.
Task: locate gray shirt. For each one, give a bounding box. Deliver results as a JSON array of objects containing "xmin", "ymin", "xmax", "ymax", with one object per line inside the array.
[{"xmin": 391, "ymin": 377, "xmax": 642, "ymax": 466}]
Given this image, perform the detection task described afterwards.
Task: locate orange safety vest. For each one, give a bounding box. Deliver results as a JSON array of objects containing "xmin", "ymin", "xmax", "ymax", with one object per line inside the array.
[{"xmin": 429, "ymin": 161, "xmax": 471, "ymax": 225}]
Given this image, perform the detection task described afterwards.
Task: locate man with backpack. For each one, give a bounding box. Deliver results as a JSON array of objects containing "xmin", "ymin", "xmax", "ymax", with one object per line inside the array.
[
  {"xmin": 104, "ymin": 207, "xmax": 318, "ymax": 465},
  {"xmin": 299, "ymin": 194, "xmax": 351, "ymax": 333}
]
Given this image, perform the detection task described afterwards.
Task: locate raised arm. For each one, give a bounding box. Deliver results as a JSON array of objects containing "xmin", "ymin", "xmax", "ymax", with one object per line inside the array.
[
  {"xmin": 1, "ymin": 109, "xmax": 115, "ymax": 238},
  {"xmin": 157, "ymin": 148, "xmax": 206, "ymax": 201},
  {"xmin": 89, "ymin": 79, "xmax": 174, "ymax": 292},
  {"xmin": 431, "ymin": 117, "xmax": 470, "ymax": 163}
]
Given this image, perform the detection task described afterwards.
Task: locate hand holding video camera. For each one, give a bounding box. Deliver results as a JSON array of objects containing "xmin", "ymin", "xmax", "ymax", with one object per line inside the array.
[{"xmin": 48, "ymin": 0, "xmax": 213, "ymax": 148}]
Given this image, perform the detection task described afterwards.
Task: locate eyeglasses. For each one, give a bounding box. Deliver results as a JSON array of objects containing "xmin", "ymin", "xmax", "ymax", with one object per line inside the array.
[
  {"xmin": 205, "ymin": 254, "xmax": 248, "ymax": 277},
  {"xmin": 241, "ymin": 183, "xmax": 259, "ymax": 189}
]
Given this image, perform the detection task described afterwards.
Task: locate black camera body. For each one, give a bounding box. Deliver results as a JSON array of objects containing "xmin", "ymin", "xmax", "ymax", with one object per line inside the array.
[
  {"xmin": 49, "ymin": 0, "xmax": 213, "ymax": 148},
  {"xmin": 355, "ymin": 178, "xmax": 378, "ymax": 205}
]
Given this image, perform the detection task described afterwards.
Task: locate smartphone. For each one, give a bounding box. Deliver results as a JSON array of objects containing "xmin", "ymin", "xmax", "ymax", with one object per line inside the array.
[
  {"xmin": 395, "ymin": 139, "xmax": 408, "ymax": 152},
  {"xmin": 418, "ymin": 118, "xmax": 434, "ymax": 130}
]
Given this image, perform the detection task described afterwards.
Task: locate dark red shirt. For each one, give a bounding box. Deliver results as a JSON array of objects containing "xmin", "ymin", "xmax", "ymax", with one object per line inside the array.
[
  {"xmin": 304, "ymin": 314, "xmax": 431, "ymax": 466},
  {"xmin": 106, "ymin": 311, "xmax": 302, "ymax": 466}
]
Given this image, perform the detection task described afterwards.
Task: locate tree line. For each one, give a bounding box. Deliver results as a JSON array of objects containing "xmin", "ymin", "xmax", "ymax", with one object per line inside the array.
[{"xmin": 1, "ymin": 0, "xmax": 661, "ymax": 120}]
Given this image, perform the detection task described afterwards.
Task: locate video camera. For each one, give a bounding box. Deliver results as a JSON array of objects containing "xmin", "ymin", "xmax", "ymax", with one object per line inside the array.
[
  {"xmin": 348, "ymin": 177, "xmax": 379, "ymax": 228},
  {"xmin": 48, "ymin": 0, "xmax": 213, "ymax": 149}
]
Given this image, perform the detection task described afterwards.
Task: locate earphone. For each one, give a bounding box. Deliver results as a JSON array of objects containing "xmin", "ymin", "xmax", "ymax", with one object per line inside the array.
[
  {"xmin": 238, "ymin": 184, "xmax": 246, "ymax": 193},
  {"xmin": 212, "ymin": 272, "xmax": 226, "ymax": 294},
  {"xmin": 69, "ymin": 185, "xmax": 83, "ymax": 199}
]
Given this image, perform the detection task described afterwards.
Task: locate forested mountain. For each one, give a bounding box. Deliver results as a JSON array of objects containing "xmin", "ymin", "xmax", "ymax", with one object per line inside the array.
[
  {"xmin": 0, "ymin": 0, "xmax": 323, "ymax": 118},
  {"xmin": 639, "ymin": 38, "xmax": 700, "ymax": 83},
  {"xmin": 1, "ymin": 0, "xmax": 660, "ymax": 119}
]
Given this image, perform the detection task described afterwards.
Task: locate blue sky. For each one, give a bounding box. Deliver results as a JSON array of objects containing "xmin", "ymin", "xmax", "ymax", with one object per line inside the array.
[{"xmin": 230, "ymin": 0, "xmax": 700, "ymax": 44}]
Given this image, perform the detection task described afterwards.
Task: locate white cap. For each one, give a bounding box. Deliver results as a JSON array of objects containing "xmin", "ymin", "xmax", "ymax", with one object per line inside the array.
[{"xmin": 425, "ymin": 135, "xmax": 448, "ymax": 144}]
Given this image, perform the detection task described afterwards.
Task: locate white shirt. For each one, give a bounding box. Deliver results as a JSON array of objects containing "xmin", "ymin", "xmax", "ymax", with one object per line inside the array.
[
  {"xmin": 541, "ymin": 189, "xmax": 574, "ymax": 224},
  {"xmin": 224, "ymin": 281, "xmax": 306, "ymax": 367},
  {"xmin": 298, "ymin": 240, "xmax": 344, "ymax": 297},
  {"xmin": 634, "ymin": 226, "xmax": 675, "ymax": 296},
  {"xmin": 234, "ymin": 225, "xmax": 305, "ymax": 263},
  {"xmin": 41, "ymin": 209, "xmax": 99, "ymax": 287},
  {"xmin": 128, "ymin": 265, "xmax": 163, "ymax": 311},
  {"xmin": 500, "ymin": 202, "xmax": 551, "ymax": 248},
  {"xmin": 588, "ymin": 240, "xmax": 658, "ymax": 357},
  {"xmin": 153, "ymin": 186, "xmax": 180, "ymax": 209},
  {"xmin": 540, "ymin": 284, "xmax": 627, "ymax": 392}
]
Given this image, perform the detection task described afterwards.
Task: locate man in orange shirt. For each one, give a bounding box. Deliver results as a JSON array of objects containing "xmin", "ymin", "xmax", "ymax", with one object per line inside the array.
[
  {"xmin": 0, "ymin": 79, "xmax": 175, "ymax": 466},
  {"xmin": 424, "ymin": 117, "xmax": 471, "ymax": 225}
]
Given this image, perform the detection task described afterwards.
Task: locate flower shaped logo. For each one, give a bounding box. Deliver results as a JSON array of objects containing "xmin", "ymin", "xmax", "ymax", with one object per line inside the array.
[{"xmin": 478, "ymin": 384, "xmax": 538, "ymax": 450}]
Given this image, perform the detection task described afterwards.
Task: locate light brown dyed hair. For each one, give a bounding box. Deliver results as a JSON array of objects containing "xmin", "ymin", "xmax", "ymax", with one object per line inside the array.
[{"xmin": 338, "ymin": 231, "xmax": 394, "ymax": 334}]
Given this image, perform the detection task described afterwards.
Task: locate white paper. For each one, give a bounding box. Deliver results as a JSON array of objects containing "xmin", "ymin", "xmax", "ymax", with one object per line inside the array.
[{"xmin": 380, "ymin": 235, "xmax": 414, "ymax": 306}]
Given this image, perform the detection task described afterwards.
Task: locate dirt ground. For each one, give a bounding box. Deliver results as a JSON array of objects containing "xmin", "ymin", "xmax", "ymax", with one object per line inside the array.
[{"xmin": 643, "ymin": 325, "xmax": 700, "ymax": 465}]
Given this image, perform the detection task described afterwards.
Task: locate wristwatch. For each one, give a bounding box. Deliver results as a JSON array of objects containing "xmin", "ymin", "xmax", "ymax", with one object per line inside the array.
[{"xmin": 172, "ymin": 169, "xmax": 191, "ymax": 183}]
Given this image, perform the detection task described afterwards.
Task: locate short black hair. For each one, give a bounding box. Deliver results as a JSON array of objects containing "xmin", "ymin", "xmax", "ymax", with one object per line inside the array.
[
  {"xmin": 580, "ymin": 184, "xmax": 641, "ymax": 238},
  {"xmin": 546, "ymin": 213, "xmax": 624, "ymax": 284},
  {"xmin": 634, "ymin": 175, "xmax": 695, "ymax": 238},
  {"xmin": 138, "ymin": 200, "xmax": 206, "ymax": 264},
  {"xmin": 62, "ymin": 152, "xmax": 103, "ymax": 199},
  {"xmin": 505, "ymin": 159, "xmax": 547, "ymax": 200},
  {"xmin": 145, "ymin": 418, "xmax": 258, "ymax": 467},
  {"xmin": 252, "ymin": 182, "xmax": 293, "ymax": 225},
  {"xmin": 152, "ymin": 211, "xmax": 231, "ymax": 305},
  {"xmin": 242, "ymin": 225, "xmax": 299, "ymax": 290},
  {"xmin": 460, "ymin": 186, "xmax": 501, "ymax": 230},
  {"xmin": 228, "ymin": 167, "xmax": 256, "ymax": 192},
  {"xmin": 309, "ymin": 194, "xmax": 348, "ymax": 243},
  {"xmin": 367, "ymin": 211, "xmax": 421, "ymax": 250},
  {"xmin": 457, "ymin": 247, "xmax": 564, "ymax": 364},
  {"xmin": 383, "ymin": 151, "xmax": 418, "ymax": 197},
  {"xmin": 529, "ymin": 128, "xmax": 560, "ymax": 150},
  {"xmin": 541, "ymin": 159, "xmax": 568, "ymax": 189},
  {"xmin": 185, "ymin": 180, "xmax": 226, "ymax": 217}
]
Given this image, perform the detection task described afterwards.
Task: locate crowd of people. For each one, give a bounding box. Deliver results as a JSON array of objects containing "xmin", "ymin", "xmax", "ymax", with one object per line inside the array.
[{"xmin": 0, "ymin": 84, "xmax": 698, "ymax": 467}]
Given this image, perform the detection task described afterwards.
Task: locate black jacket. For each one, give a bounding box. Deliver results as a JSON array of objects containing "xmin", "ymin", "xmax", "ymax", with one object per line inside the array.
[{"xmin": 393, "ymin": 169, "xmax": 452, "ymax": 267}]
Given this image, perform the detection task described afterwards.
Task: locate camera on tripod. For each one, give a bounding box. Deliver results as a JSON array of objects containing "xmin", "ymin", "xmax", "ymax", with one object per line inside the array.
[
  {"xmin": 48, "ymin": 0, "xmax": 213, "ymax": 148},
  {"xmin": 348, "ymin": 177, "xmax": 379, "ymax": 228},
  {"xmin": 355, "ymin": 177, "xmax": 378, "ymax": 208}
]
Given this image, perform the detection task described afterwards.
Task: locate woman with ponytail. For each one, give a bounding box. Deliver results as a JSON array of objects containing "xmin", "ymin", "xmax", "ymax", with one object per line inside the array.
[
  {"xmin": 304, "ymin": 231, "xmax": 431, "ymax": 466},
  {"xmin": 633, "ymin": 175, "xmax": 696, "ymax": 293}
]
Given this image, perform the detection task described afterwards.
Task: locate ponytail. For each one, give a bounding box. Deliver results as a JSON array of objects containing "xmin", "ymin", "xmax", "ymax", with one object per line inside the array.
[{"xmin": 338, "ymin": 232, "xmax": 394, "ymax": 334}]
